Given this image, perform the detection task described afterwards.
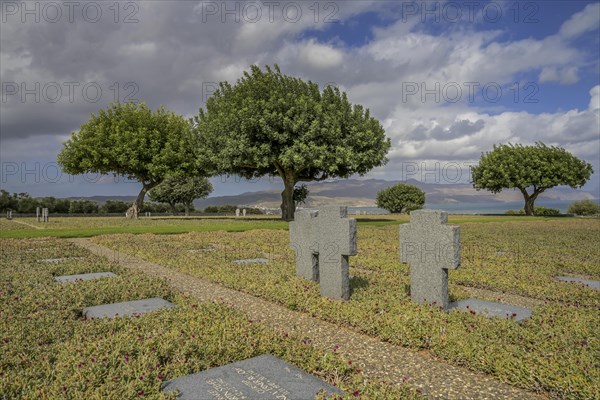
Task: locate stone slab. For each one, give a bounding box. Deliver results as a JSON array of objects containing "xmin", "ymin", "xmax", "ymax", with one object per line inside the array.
[
  {"xmin": 38, "ymin": 257, "xmax": 85, "ymax": 263},
  {"xmin": 448, "ymin": 298, "xmax": 532, "ymax": 322},
  {"xmin": 83, "ymin": 297, "xmax": 176, "ymax": 319},
  {"xmin": 55, "ymin": 272, "xmax": 117, "ymax": 283},
  {"xmin": 232, "ymin": 258, "xmax": 270, "ymax": 264},
  {"xmin": 162, "ymin": 354, "xmax": 343, "ymax": 400},
  {"xmin": 555, "ymin": 276, "xmax": 600, "ymax": 290},
  {"xmin": 187, "ymin": 248, "xmax": 214, "ymax": 253}
]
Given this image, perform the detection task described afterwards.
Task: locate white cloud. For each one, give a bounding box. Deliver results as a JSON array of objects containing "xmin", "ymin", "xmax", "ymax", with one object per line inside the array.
[
  {"xmin": 539, "ymin": 66, "xmax": 579, "ymax": 84},
  {"xmin": 558, "ymin": 2, "xmax": 600, "ymax": 40}
]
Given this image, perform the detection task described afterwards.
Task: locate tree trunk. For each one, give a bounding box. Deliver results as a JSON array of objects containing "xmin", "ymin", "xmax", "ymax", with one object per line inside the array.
[
  {"xmin": 184, "ymin": 204, "xmax": 190, "ymax": 216},
  {"xmin": 281, "ymin": 175, "xmax": 296, "ymax": 221},
  {"xmin": 524, "ymin": 197, "xmax": 535, "ymax": 216},
  {"xmin": 521, "ymin": 188, "xmax": 543, "ymax": 216},
  {"xmin": 126, "ymin": 186, "xmax": 149, "ymax": 219}
]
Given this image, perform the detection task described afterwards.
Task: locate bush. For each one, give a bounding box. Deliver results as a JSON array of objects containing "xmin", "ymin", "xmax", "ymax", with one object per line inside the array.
[
  {"xmin": 505, "ymin": 207, "xmax": 560, "ymax": 216},
  {"xmin": 568, "ymin": 199, "xmax": 600, "ymax": 216},
  {"xmin": 533, "ymin": 206, "xmax": 560, "ymax": 215},
  {"xmin": 376, "ymin": 183, "xmax": 425, "ymax": 214},
  {"xmin": 505, "ymin": 209, "xmax": 525, "ymax": 215}
]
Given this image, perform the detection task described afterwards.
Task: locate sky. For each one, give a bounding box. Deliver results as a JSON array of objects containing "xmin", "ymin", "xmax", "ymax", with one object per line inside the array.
[{"xmin": 1, "ymin": 0, "xmax": 599, "ymax": 198}]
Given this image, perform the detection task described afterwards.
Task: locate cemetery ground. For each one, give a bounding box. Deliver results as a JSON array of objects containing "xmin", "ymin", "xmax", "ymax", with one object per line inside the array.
[
  {"xmin": 1, "ymin": 215, "xmax": 598, "ymax": 399},
  {"xmin": 0, "ymin": 239, "xmax": 421, "ymax": 399}
]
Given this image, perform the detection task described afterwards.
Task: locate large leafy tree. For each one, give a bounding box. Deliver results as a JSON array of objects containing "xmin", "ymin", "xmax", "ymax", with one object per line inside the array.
[
  {"xmin": 471, "ymin": 143, "xmax": 593, "ymax": 215},
  {"xmin": 149, "ymin": 174, "xmax": 213, "ymax": 216},
  {"xmin": 193, "ymin": 65, "xmax": 390, "ymax": 220},
  {"xmin": 57, "ymin": 102, "xmax": 197, "ymax": 218},
  {"xmin": 376, "ymin": 183, "xmax": 425, "ymax": 214}
]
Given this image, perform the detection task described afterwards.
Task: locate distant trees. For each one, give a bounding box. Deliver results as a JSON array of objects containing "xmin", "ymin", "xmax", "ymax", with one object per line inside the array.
[
  {"xmin": 149, "ymin": 175, "xmax": 213, "ymax": 216},
  {"xmin": 69, "ymin": 200, "xmax": 99, "ymax": 214},
  {"xmin": 568, "ymin": 199, "xmax": 600, "ymax": 216},
  {"xmin": 194, "ymin": 64, "xmax": 390, "ymax": 220},
  {"xmin": 203, "ymin": 205, "xmax": 263, "ymax": 214},
  {"xmin": 57, "ymin": 102, "xmax": 198, "ymax": 219},
  {"xmin": 0, "ymin": 191, "xmax": 71, "ymax": 213},
  {"xmin": 472, "ymin": 143, "xmax": 593, "ymax": 216},
  {"xmin": 376, "ymin": 183, "xmax": 425, "ymax": 214},
  {"xmin": 100, "ymin": 200, "xmax": 131, "ymax": 214}
]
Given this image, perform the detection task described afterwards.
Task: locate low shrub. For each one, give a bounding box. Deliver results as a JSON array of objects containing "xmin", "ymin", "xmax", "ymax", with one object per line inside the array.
[{"xmin": 568, "ymin": 199, "xmax": 600, "ymax": 216}]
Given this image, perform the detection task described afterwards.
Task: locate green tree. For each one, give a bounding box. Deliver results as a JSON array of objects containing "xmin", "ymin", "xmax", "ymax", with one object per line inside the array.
[
  {"xmin": 0, "ymin": 190, "xmax": 18, "ymax": 212},
  {"xmin": 376, "ymin": 183, "xmax": 425, "ymax": 214},
  {"xmin": 471, "ymin": 143, "xmax": 593, "ymax": 215},
  {"xmin": 149, "ymin": 175, "xmax": 213, "ymax": 216},
  {"xmin": 568, "ymin": 199, "xmax": 600, "ymax": 216},
  {"xmin": 16, "ymin": 194, "xmax": 38, "ymax": 213},
  {"xmin": 57, "ymin": 102, "xmax": 197, "ymax": 219},
  {"xmin": 100, "ymin": 200, "xmax": 131, "ymax": 214},
  {"xmin": 193, "ymin": 65, "xmax": 390, "ymax": 220},
  {"xmin": 293, "ymin": 184, "xmax": 309, "ymax": 208},
  {"xmin": 69, "ymin": 200, "xmax": 99, "ymax": 214}
]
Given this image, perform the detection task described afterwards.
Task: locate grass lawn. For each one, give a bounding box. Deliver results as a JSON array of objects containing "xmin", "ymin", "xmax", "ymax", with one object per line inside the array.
[
  {"xmin": 0, "ymin": 214, "xmax": 571, "ymax": 239},
  {"xmin": 91, "ymin": 218, "xmax": 600, "ymax": 399},
  {"xmin": 0, "ymin": 238, "xmax": 422, "ymax": 399}
]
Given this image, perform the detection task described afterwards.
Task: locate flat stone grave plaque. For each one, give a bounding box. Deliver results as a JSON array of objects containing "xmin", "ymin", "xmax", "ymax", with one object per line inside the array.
[
  {"xmin": 187, "ymin": 248, "xmax": 214, "ymax": 253},
  {"xmin": 55, "ymin": 272, "xmax": 117, "ymax": 283},
  {"xmin": 162, "ymin": 354, "xmax": 343, "ymax": 400},
  {"xmin": 555, "ymin": 276, "xmax": 600, "ymax": 290},
  {"xmin": 39, "ymin": 257, "xmax": 85, "ymax": 263},
  {"xmin": 232, "ymin": 258, "xmax": 270, "ymax": 264},
  {"xmin": 83, "ymin": 298, "xmax": 176, "ymax": 319},
  {"xmin": 449, "ymin": 298, "xmax": 532, "ymax": 322}
]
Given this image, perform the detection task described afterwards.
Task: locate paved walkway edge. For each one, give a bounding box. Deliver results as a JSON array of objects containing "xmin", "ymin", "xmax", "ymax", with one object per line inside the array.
[{"xmin": 70, "ymin": 238, "xmax": 545, "ymax": 400}]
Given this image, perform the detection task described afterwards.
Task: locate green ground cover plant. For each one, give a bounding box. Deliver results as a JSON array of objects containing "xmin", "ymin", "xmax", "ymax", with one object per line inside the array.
[
  {"xmin": 0, "ymin": 238, "xmax": 422, "ymax": 399},
  {"xmin": 1, "ymin": 214, "xmax": 571, "ymax": 239},
  {"xmin": 94, "ymin": 219, "xmax": 600, "ymax": 399}
]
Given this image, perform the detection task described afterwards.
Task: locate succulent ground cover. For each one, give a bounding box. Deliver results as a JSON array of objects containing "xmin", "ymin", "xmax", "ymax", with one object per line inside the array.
[
  {"xmin": 0, "ymin": 238, "xmax": 422, "ymax": 399},
  {"xmin": 93, "ymin": 218, "xmax": 600, "ymax": 399},
  {"xmin": 0, "ymin": 214, "xmax": 567, "ymax": 239}
]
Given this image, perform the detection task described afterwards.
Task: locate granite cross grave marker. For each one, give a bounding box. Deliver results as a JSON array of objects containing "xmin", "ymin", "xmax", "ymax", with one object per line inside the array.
[
  {"xmin": 400, "ymin": 209, "xmax": 460, "ymax": 309},
  {"xmin": 290, "ymin": 206, "xmax": 357, "ymax": 300}
]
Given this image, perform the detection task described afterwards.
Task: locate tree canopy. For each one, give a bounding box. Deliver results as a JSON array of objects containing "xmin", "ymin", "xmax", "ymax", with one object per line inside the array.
[
  {"xmin": 57, "ymin": 102, "xmax": 197, "ymax": 218},
  {"xmin": 149, "ymin": 174, "xmax": 213, "ymax": 215},
  {"xmin": 471, "ymin": 142, "xmax": 593, "ymax": 215},
  {"xmin": 376, "ymin": 183, "xmax": 425, "ymax": 214},
  {"xmin": 193, "ymin": 64, "xmax": 390, "ymax": 220}
]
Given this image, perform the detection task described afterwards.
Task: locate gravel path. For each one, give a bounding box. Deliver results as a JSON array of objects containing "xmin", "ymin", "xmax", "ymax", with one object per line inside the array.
[{"xmin": 71, "ymin": 238, "xmax": 546, "ymax": 400}]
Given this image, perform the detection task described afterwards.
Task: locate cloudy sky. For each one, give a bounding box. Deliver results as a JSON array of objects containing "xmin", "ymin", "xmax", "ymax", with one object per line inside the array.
[{"xmin": 1, "ymin": 0, "xmax": 599, "ymax": 198}]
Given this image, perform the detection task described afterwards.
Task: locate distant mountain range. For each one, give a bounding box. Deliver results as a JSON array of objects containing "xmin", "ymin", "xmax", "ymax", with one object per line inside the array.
[
  {"xmin": 193, "ymin": 179, "xmax": 596, "ymax": 209},
  {"xmin": 66, "ymin": 179, "xmax": 596, "ymax": 210}
]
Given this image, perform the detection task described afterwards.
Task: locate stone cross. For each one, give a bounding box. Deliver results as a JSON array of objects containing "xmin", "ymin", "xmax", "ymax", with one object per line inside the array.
[
  {"xmin": 400, "ymin": 209, "xmax": 460, "ymax": 309},
  {"xmin": 290, "ymin": 206, "xmax": 357, "ymax": 300},
  {"xmin": 235, "ymin": 208, "xmax": 240, "ymax": 217}
]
